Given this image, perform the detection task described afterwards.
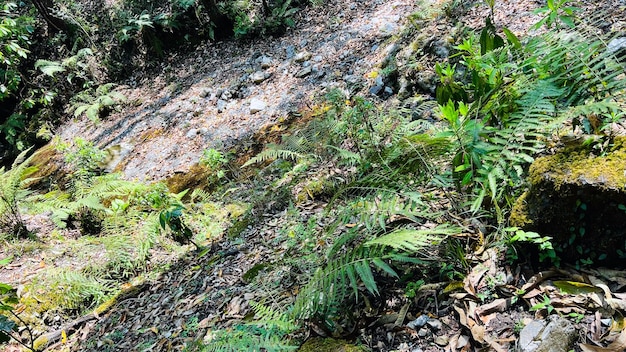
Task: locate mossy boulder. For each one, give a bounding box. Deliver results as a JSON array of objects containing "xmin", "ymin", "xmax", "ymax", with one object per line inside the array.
[
  {"xmin": 299, "ymin": 338, "xmax": 367, "ymax": 352},
  {"xmin": 511, "ymin": 137, "xmax": 626, "ymax": 265}
]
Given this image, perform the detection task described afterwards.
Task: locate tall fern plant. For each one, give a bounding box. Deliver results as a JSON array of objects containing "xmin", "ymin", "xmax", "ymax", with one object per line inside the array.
[{"xmin": 0, "ymin": 149, "xmax": 38, "ymax": 238}]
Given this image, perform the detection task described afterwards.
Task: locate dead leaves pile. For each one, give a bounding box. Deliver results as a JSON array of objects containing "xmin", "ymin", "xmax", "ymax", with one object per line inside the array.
[{"xmin": 447, "ymin": 249, "xmax": 626, "ymax": 351}]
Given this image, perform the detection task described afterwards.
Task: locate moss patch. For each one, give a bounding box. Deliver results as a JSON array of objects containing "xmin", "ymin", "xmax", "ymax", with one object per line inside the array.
[
  {"xmin": 512, "ymin": 137, "xmax": 626, "ymax": 266},
  {"xmin": 529, "ymin": 137, "xmax": 626, "ymax": 191}
]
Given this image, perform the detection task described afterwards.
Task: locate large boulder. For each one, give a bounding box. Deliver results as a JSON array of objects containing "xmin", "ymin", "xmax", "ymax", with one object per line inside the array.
[{"xmin": 510, "ymin": 137, "xmax": 626, "ymax": 266}]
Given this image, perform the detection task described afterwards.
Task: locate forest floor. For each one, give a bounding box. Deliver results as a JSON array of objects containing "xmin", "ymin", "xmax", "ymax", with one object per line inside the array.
[{"xmin": 2, "ymin": 0, "xmax": 626, "ymax": 351}]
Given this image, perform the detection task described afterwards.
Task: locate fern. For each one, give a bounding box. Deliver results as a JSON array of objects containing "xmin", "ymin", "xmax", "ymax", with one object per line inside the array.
[
  {"xmin": 0, "ymin": 148, "xmax": 38, "ymax": 237},
  {"xmin": 292, "ymin": 224, "xmax": 457, "ymax": 323},
  {"xmin": 242, "ymin": 144, "xmax": 310, "ymax": 167}
]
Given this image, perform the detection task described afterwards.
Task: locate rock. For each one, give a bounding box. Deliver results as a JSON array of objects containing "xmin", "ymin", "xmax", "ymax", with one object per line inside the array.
[
  {"xmin": 216, "ymin": 99, "xmax": 227, "ymax": 113},
  {"xmin": 257, "ymin": 55, "xmax": 273, "ymax": 69},
  {"xmin": 608, "ymin": 37, "xmax": 626, "ymax": 53},
  {"xmin": 434, "ymin": 335, "xmax": 449, "ymax": 346},
  {"xmin": 426, "ymin": 319, "xmax": 442, "ymax": 331},
  {"xmin": 294, "ymin": 51, "xmax": 312, "ymax": 63},
  {"xmin": 295, "ymin": 66, "xmax": 312, "ymax": 78},
  {"xmin": 518, "ymin": 316, "xmax": 576, "ymax": 352},
  {"xmin": 285, "ymin": 45, "xmax": 296, "ymax": 59},
  {"xmin": 417, "ymin": 328, "xmax": 429, "ymax": 337},
  {"xmin": 510, "ymin": 137, "xmax": 626, "ymax": 265},
  {"xmin": 608, "ymin": 37, "xmax": 626, "ymax": 61},
  {"xmin": 369, "ymin": 85, "xmax": 384, "ymax": 96},
  {"xmin": 249, "ymin": 98, "xmax": 266, "ymax": 114},
  {"xmin": 251, "ymin": 71, "xmax": 269, "ymax": 84},
  {"xmin": 185, "ymin": 129, "xmax": 198, "ymax": 138},
  {"xmin": 407, "ymin": 315, "xmax": 430, "ymax": 329}
]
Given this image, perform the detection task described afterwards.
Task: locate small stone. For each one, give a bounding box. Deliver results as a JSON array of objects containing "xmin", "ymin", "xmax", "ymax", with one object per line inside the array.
[
  {"xmin": 608, "ymin": 37, "xmax": 626, "ymax": 54},
  {"xmin": 285, "ymin": 45, "xmax": 295, "ymax": 59},
  {"xmin": 295, "ymin": 66, "xmax": 312, "ymax": 78},
  {"xmin": 313, "ymin": 55, "xmax": 323, "ymax": 62},
  {"xmin": 434, "ymin": 335, "xmax": 449, "ymax": 346},
  {"xmin": 260, "ymin": 57, "xmax": 272, "ymax": 69},
  {"xmin": 417, "ymin": 328, "xmax": 429, "ymax": 337},
  {"xmin": 426, "ymin": 319, "xmax": 442, "ymax": 331},
  {"xmin": 249, "ymin": 98, "xmax": 266, "ymax": 114},
  {"xmin": 186, "ymin": 129, "xmax": 198, "ymax": 138},
  {"xmin": 251, "ymin": 71, "xmax": 268, "ymax": 84},
  {"xmin": 369, "ymin": 85, "xmax": 384, "ymax": 95},
  {"xmin": 601, "ymin": 318, "xmax": 612, "ymax": 327},
  {"xmin": 200, "ymin": 89, "xmax": 211, "ymax": 98},
  {"xmin": 216, "ymin": 99, "xmax": 227, "ymax": 113},
  {"xmin": 407, "ymin": 315, "xmax": 430, "ymax": 329},
  {"xmin": 294, "ymin": 51, "xmax": 312, "ymax": 63}
]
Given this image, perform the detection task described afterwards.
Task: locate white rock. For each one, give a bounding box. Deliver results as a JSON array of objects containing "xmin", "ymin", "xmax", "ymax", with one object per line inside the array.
[{"xmin": 249, "ymin": 98, "xmax": 267, "ymax": 114}]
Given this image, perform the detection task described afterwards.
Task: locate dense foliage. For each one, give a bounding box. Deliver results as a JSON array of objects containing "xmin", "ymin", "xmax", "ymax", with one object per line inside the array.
[{"xmin": 0, "ymin": 0, "xmax": 625, "ymax": 350}]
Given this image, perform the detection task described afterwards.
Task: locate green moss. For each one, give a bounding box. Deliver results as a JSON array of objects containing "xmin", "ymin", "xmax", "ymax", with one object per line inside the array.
[
  {"xmin": 529, "ymin": 137, "xmax": 626, "ymax": 191},
  {"xmin": 299, "ymin": 338, "xmax": 367, "ymax": 352},
  {"xmin": 509, "ymin": 191, "xmax": 532, "ymax": 227}
]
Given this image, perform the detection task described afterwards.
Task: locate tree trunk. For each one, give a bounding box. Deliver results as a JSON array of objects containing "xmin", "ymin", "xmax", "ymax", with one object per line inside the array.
[{"xmin": 30, "ymin": 0, "xmax": 68, "ymax": 34}]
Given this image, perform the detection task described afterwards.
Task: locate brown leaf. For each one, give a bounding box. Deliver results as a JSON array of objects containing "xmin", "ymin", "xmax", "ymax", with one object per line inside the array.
[
  {"xmin": 476, "ymin": 298, "xmax": 511, "ymax": 318},
  {"xmin": 580, "ymin": 327, "xmax": 626, "ymax": 352}
]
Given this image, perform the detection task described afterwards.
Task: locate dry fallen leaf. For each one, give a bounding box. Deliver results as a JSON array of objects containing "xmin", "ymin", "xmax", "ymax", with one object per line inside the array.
[{"xmin": 580, "ymin": 327, "xmax": 626, "ymax": 352}]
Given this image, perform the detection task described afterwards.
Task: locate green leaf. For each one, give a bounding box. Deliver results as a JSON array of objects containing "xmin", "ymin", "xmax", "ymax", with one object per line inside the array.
[
  {"xmin": 502, "ymin": 28, "xmax": 521, "ymax": 49},
  {"xmin": 0, "ymin": 283, "xmax": 12, "ymax": 294},
  {"xmin": 35, "ymin": 59, "xmax": 65, "ymax": 76},
  {"xmin": 372, "ymin": 258, "xmax": 398, "ymax": 278},
  {"xmin": 355, "ymin": 260, "xmax": 378, "ymax": 295},
  {"xmin": 553, "ymin": 280, "xmax": 602, "ymax": 294},
  {"xmin": 0, "ymin": 315, "xmax": 15, "ymax": 334}
]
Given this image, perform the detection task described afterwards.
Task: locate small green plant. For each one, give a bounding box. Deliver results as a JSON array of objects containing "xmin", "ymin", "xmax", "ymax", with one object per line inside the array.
[
  {"xmin": 531, "ymin": 0, "xmax": 580, "ymax": 30},
  {"xmin": 200, "ymin": 148, "xmax": 229, "ymax": 180},
  {"xmin": 567, "ymin": 312, "xmax": 584, "ymax": 324},
  {"xmin": 404, "ymin": 279, "xmax": 425, "ymax": 299},
  {"xmin": 68, "ymin": 84, "xmax": 126, "ymax": 123},
  {"xmin": 505, "ymin": 227, "xmax": 558, "ymax": 265},
  {"xmin": 530, "ymin": 295, "xmax": 555, "ymax": 315}
]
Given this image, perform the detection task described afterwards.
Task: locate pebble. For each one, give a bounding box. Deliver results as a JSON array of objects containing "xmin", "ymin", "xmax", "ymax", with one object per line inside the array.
[
  {"xmin": 407, "ymin": 315, "xmax": 430, "ymax": 329},
  {"xmin": 251, "ymin": 71, "xmax": 268, "ymax": 84},
  {"xmin": 417, "ymin": 328, "xmax": 429, "ymax": 337},
  {"xmin": 294, "ymin": 51, "xmax": 312, "ymax": 63},
  {"xmin": 249, "ymin": 98, "xmax": 267, "ymax": 114},
  {"xmin": 186, "ymin": 129, "xmax": 198, "ymax": 138},
  {"xmin": 426, "ymin": 319, "xmax": 442, "ymax": 331},
  {"xmin": 434, "ymin": 335, "xmax": 449, "ymax": 346},
  {"xmin": 285, "ymin": 45, "xmax": 295, "ymax": 59},
  {"xmin": 216, "ymin": 99, "xmax": 227, "ymax": 113},
  {"xmin": 295, "ymin": 67, "xmax": 312, "ymax": 78}
]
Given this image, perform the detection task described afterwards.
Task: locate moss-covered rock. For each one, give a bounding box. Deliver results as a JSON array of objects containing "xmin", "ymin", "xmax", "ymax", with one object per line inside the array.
[
  {"xmin": 299, "ymin": 337, "xmax": 368, "ymax": 352},
  {"xmin": 511, "ymin": 137, "xmax": 626, "ymax": 265}
]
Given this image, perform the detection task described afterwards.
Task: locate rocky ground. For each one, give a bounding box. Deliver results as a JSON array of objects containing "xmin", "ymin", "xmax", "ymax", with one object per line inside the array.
[{"xmin": 3, "ymin": 0, "xmax": 626, "ymax": 351}]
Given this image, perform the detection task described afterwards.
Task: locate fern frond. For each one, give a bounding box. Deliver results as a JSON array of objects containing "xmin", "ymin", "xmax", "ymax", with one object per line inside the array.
[
  {"xmin": 242, "ymin": 144, "xmax": 308, "ymax": 167},
  {"xmin": 365, "ymin": 224, "xmax": 460, "ymax": 252}
]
